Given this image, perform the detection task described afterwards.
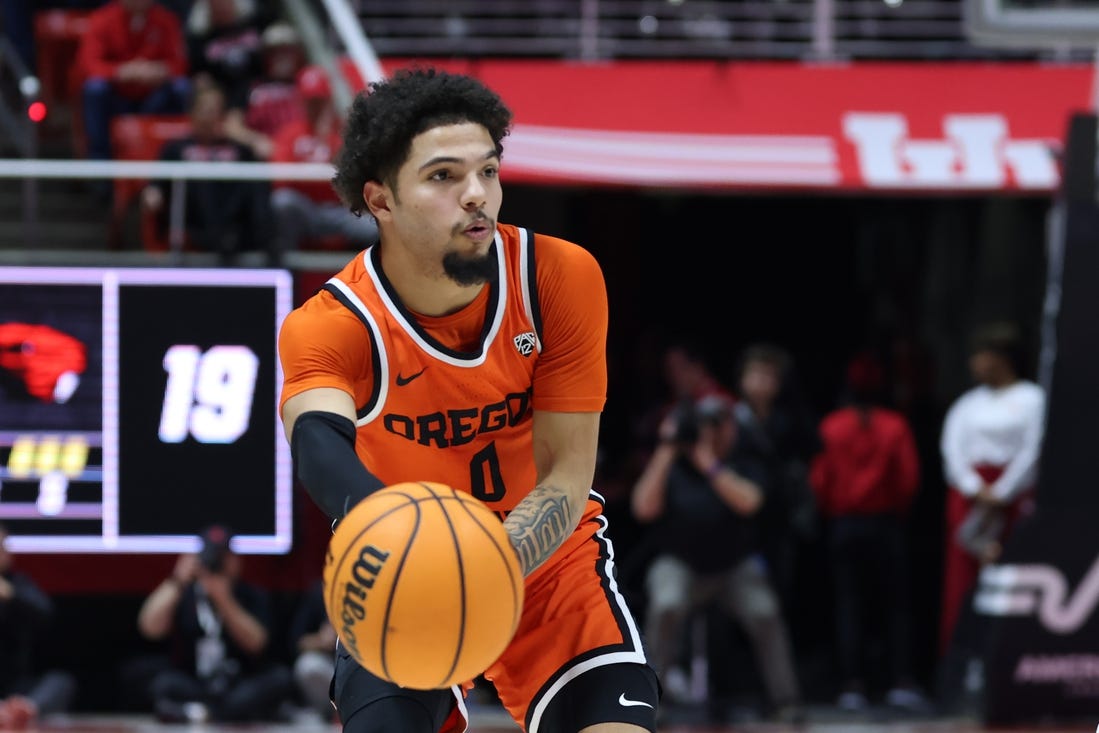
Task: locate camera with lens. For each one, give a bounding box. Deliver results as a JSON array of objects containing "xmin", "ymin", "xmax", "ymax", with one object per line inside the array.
[
  {"xmin": 670, "ymin": 399, "xmax": 701, "ymax": 446},
  {"xmin": 669, "ymin": 396, "xmax": 734, "ymax": 448},
  {"xmin": 198, "ymin": 525, "xmax": 232, "ymax": 573}
]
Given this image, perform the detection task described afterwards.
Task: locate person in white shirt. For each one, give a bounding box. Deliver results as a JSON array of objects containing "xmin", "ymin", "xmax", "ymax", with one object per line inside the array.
[{"xmin": 938, "ymin": 323, "xmax": 1046, "ymax": 658}]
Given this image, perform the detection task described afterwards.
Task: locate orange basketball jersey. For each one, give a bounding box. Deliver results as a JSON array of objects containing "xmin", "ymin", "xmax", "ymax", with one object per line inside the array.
[{"xmin": 279, "ymin": 224, "xmax": 608, "ymax": 517}]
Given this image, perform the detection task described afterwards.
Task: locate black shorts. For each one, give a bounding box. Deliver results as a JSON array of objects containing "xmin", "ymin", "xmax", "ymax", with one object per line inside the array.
[
  {"xmin": 332, "ymin": 640, "xmax": 659, "ymax": 733},
  {"xmin": 532, "ymin": 661, "xmax": 659, "ymax": 732},
  {"xmin": 332, "ymin": 641, "xmax": 459, "ymax": 732}
]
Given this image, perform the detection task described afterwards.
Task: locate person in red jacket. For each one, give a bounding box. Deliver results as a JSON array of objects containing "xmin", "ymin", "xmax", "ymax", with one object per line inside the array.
[
  {"xmin": 268, "ymin": 65, "xmax": 377, "ymax": 263},
  {"xmin": 75, "ymin": 0, "xmax": 190, "ymax": 172},
  {"xmin": 810, "ymin": 351, "xmax": 928, "ymax": 714}
]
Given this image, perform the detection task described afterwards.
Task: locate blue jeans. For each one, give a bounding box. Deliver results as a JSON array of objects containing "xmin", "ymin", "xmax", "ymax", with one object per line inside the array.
[{"xmin": 81, "ymin": 76, "xmax": 191, "ymax": 160}]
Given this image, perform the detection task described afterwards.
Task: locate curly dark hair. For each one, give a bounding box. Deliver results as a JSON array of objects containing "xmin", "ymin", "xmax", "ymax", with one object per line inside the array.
[{"xmin": 331, "ymin": 67, "xmax": 513, "ymax": 215}]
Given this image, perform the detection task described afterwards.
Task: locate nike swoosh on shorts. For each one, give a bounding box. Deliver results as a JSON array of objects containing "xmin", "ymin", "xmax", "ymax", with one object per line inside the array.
[{"xmin": 618, "ymin": 693, "xmax": 653, "ymax": 709}]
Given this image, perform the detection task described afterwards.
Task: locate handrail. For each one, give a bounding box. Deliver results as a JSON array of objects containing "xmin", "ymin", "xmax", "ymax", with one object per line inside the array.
[
  {"xmin": 0, "ymin": 159, "xmax": 334, "ymax": 180},
  {"xmin": 280, "ymin": 0, "xmax": 387, "ymax": 118},
  {"xmin": 316, "ymin": 0, "xmax": 386, "ymax": 86},
  {"xmin": 0, "ymin": 159, "xmax": 337, "ymax": 260},
  {"xmin": 280, "ymin": 0, "xmax": 354, "ymax": 116}
]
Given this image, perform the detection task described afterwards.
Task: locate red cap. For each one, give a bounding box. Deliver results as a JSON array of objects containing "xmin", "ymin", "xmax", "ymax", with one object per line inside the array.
[{"xmin": 297, "ymin": 65, "xmax": 331, "ymax": 99}]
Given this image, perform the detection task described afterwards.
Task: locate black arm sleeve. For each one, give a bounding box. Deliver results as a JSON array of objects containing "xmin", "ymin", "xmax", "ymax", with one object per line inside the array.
[{"xmin": 290, "ymin": 411, "xmax": 385, "ymax": 521}]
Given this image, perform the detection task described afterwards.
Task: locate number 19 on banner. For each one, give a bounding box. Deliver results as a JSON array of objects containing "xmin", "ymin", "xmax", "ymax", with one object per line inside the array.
[{"xmin": 159, "ymin": 345, "xmax": 259, "ymax": 444}]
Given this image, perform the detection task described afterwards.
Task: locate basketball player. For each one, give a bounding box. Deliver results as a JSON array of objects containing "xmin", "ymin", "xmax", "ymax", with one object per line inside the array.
[{"xmin": 278, "ymin": 68, "xmax": 659, "ymax": 733}]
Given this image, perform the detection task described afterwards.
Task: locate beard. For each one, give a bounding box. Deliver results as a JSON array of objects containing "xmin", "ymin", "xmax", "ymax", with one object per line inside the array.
[{"xmin": 442, "ymin": 246, "xmax": 497, "ymax": 286}]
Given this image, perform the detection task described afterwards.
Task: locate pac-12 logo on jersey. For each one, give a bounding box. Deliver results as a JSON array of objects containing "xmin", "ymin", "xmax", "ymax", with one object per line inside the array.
[{"xmin": 513, "ymin": 332, "xmax": 536, "ymax": 357}]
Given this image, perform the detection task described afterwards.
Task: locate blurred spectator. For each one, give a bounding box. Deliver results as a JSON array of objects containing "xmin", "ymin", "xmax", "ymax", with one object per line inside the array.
[
  {"xmin": 733, "ymin": 344, "xmax": 820, "ymax": 617},
  {"xmin": 137, "ymin": 525, "xmax": 294, "ymax": 724},
  {"xmin": 632, "ymin": 341, "xmax": 737, "ymax": 463},
  {"xmin": 0, "ymin": 522, "xmax": 77, "ymax": 730},
  {"xmin": 268, "ymin": 65, "xmax": 378, "ymax": 262},
  {"xmin": 938, "ymin": 323, "xmax": 1045, "ymax": 658},
  {"xmin": 663, "ymin": 341, "xmax": 737, "ymax": 406},
  {"xmin": 2, "ymin": 0, "xmax": 119, "ymax": 79},
  {"xmin": 184, "ymin": 0, "xmax": 272, "ymax": 151},
  {"xmin": 236, "ymin": 22, "xmax": 309, "ymax": 159},
  {"xmin": 76, "ymin": 0, "xmax": 190, "ymax": 174},
  {"xmin": 631, "ymin": 396, "xmax": 803, "ymax": 723},
  {"xmin": 810, "ymin": 352, "xmax": 927, "ymax": 713},
  {"xmin": 288, "ymin": 579, "xmax": 335, "ymax": 720},
  {"xmin": 141, "ymin": 82, "xmax": 272, "ymax": 262}
]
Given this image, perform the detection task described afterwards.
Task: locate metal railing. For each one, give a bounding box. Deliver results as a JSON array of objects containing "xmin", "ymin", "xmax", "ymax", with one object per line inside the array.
[
  {"xmin": 345, "ymin": 0, "xmax": 1091, "ymax": 61},
  {"xmin": 0, "ymin": 159, "xmax": 336, "ymax": 264}
]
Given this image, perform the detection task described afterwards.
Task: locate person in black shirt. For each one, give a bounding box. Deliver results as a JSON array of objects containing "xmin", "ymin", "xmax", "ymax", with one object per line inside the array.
[
  {"xmin": 631, "ymin": 396, "xmax": 802, "ymax": 722},
  {"xmin": 732, "ymin": 344, "xmax": 820, "ymax": 624},
  {"xmin": 141, "ymin": 82, "xmax": 272, "ymax": 262},
  {"xmin": 137, "ymin": 524, "xmax": 292, "ymax": 723}
]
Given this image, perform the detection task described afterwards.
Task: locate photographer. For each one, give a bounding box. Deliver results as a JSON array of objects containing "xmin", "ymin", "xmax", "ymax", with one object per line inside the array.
[
  {"xmin": 631, "ymin": 396, "xmax": 803, "ymax": 723},
  {"xmin": 137, "ymin": 525, "xmax": 293, "ymax": 723}
]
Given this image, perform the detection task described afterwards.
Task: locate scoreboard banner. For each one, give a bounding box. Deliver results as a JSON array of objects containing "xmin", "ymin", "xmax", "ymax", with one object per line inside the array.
[
  {"xmin": 0, "ymin": 267, "xmax": 292, "ymax": 555},
  {"xmin": 378, "ymin": 58, "xmax": 1095, "ymax": 192}
]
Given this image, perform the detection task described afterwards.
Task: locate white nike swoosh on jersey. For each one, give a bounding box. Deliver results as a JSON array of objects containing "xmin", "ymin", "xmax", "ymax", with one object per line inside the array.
[{"xmin": 618, "ymin": 693, "xmax": 653, "ymax": 709}]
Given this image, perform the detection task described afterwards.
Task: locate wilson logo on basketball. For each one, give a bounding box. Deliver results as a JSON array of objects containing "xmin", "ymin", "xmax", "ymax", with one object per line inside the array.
[
  {"xmin": 513, "ymin": 331, "xmax": 536, "ymax": 356},
  {"xmin": 337, "ymin": 544, "xmax": 391, "ymax": 662}
]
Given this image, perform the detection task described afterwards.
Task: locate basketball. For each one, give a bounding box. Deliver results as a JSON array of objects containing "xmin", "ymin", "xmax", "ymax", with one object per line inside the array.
[{"xmin": 322, "ymin": 481, "xmax": 524, "ymax": 689}]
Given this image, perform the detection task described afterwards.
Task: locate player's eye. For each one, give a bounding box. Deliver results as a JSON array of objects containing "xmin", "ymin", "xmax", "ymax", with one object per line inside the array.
[
  {"xmin": 482, "ymin": 166, "xmax": 498, "ymax": 179},
  {"xmin": 429, "ymin": 169, "xmax": 451, "ymax": 181}
]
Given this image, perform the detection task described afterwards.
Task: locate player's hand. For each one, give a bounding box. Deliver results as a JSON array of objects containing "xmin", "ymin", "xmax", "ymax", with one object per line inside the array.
[{"xmin": 0, "ymin": 576, "xmax": 14, "ymax": 601}]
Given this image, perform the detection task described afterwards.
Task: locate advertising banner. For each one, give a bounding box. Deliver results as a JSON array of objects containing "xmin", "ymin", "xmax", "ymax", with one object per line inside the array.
[{"xmin": 381, "ymin": 59, "xmax": 1095, "ymax": 192}]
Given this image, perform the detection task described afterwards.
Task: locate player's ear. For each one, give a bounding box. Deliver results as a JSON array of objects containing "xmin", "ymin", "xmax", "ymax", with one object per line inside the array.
[{"xmin": 364, "ymin": 181, "xmax": 392, "ymax": 222}]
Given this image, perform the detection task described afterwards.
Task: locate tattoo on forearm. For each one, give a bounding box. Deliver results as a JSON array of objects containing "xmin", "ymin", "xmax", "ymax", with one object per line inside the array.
[{"xmin": 505, "ymin": 486, "xmax": 576, "ymax": 576}]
